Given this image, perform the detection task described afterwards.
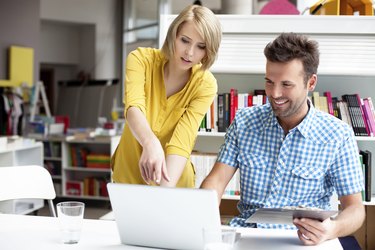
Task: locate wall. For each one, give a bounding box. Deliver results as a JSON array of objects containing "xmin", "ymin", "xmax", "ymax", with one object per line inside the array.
[
  {"xmin": 0, "ymin": 0, "xmax": 40, "ymax": 84},
  {"xmin": 40, "ymin": 0, "xmax": 122, "ymax": 80}
]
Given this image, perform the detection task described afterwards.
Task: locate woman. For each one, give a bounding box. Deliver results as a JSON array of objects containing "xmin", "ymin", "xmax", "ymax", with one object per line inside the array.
[{"xmin": 111, "ymin": 5, "xmax": 222, "ymax": 188}]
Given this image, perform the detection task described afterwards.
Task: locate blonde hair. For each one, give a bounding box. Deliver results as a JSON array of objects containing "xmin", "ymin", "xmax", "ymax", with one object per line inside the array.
[{"xmin": 161, "ymin": 5, "xmax": 222, "ymax": 71}]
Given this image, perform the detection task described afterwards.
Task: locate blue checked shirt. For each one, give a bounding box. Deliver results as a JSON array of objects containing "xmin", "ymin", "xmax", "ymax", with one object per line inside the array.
[{"xmin": 217, "ymin": 101, "xmax": 364, "ymax": 229}]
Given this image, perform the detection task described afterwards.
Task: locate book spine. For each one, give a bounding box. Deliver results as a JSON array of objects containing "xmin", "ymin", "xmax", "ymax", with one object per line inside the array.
[
  {"xmin": 356, "ymin": 94, "xmax": 371, "ymax": 136},
  {"xmin": 324, "ymin": 91, "xmax": 334, "ymax": 116},
  {"xmin": 217, "ymin": 94, "xmax": 225, "ymax": 132}
]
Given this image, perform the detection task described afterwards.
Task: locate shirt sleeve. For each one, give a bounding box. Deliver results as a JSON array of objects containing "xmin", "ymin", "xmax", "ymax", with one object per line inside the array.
[
  {"xmin": 165, "ymin": 74, "xmax": 217, "ymax": 158},
  {"xmin": 124, "ymin": 49, "xmax": 148, "ymax": 116},
  {"xmin": 329, "ymin": 128, "xmax": 364, "ymax": 197}
]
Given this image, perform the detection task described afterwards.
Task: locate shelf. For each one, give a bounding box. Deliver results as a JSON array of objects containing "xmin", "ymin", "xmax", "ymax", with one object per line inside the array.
[
  {"xmin": 198, "ymin": 131, "xmax": 226, "ymax": 137},
  {"xmin": 222, "ymin": 195, "xmax": 240, "ymax": 200},
  {"xmin": 44, "ymin": 156, "xmax": 62, "ymax": 161},
  {"xmin": 64, "ymin": 167, "xmax": 111, "ymax": 173},
  {"xmin": 199, "ymin": 133, "xmax": 375, "ymax": 141},
  {"xmin": 363, "ymin": 196, "xmax": 375, "ymax": 206},
  {"xmin": 63, "ymin": 194, "xmax": 109, "ymax": 201},
  {"xmin": 355, "ymin": 136, "xmax": 375, "ymax": 142}
]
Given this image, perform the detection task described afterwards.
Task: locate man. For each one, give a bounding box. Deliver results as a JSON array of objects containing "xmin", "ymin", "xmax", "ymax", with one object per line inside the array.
[{"xmin": 201, "ymin": 32, "xmax": 365, "ymax": 245}]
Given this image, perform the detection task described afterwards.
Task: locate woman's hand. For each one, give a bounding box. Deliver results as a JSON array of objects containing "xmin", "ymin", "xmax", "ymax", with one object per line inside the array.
[{"xmin": 139, "ymin": 137, "xmax": 170, "ymax": 184}]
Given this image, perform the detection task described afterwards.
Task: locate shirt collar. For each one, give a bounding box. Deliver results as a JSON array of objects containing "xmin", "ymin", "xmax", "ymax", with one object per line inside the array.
[{"xmin": 265, "ymin": 98, "xmax": 316, "ymax": 139}]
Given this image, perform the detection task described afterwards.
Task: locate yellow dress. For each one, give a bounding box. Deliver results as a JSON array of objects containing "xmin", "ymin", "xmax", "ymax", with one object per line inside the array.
[{"xmin": 111, "ymin": 48, "xmax": 217, "ymax": 187}]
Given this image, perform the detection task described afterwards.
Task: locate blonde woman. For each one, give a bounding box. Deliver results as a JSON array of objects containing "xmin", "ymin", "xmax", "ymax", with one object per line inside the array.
[{"xmin": 111, "ymin": 5, "xmax": 222, "ymax": 187}]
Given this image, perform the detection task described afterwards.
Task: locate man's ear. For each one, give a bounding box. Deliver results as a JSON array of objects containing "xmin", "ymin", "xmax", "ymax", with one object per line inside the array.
[{"xmin": 307, "ymin": 74, "xmax": 317, "ymax": 91}]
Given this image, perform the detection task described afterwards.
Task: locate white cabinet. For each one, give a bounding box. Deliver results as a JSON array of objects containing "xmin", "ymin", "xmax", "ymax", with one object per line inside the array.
[
  {"xmin": 0, "ymin": 141, "xmax": 44, "ymax": 214},
  {"xmin": 160, "ymin": 15, "xmax": 375, "ymax": 201},
  {"xmin": 29, "ymin": 135, "xmax": 120, "ymax": 201},
  {"xmin": 61, "ymin": 136, "xmax": 120, "ymax": 200}
]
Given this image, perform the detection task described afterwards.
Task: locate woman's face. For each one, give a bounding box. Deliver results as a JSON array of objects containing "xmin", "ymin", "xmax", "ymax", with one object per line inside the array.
[{"xmin": 172, "ymin": 20, "xmax": 206, "ymax": 70}]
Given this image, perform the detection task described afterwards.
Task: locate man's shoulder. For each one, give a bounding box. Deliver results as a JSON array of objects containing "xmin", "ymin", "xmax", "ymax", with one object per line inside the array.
[
  {"xmin": 235, "ymin": 104, "xmax": 271, "ymax": 126},
  {"xmin": 310, "ymin": 110, "xmax": 354, "ymax": 142}
]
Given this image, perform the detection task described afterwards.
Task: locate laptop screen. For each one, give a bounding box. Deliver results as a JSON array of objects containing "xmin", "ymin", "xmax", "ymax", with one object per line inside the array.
[{"xmin": 107, "ymin": 183, "xmax": 221, "ymax": 250}]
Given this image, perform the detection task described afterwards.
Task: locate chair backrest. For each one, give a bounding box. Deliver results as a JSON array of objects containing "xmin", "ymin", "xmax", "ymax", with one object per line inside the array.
[{"xmin": 0, "ymin": 165, "xmax": 56, "ymax": 216}]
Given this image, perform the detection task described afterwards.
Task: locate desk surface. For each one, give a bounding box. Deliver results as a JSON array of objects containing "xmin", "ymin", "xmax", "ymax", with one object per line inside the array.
[{"xmin": 0, "ymin": 214, "xmax": 342, "ymax": 250}]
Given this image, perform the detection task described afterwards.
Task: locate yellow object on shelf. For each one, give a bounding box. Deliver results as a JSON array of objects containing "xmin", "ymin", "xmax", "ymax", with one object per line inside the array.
[
  {"xmin": 310, "ymin": 0, "xmax": 374, "ymax": 15},
  {"xmin": 10, "ymin": 46, "xmax": 34, "ymax": 87},
  {"xmin": 0, "ymin": 46, "xmax": 34, "ymax": 87}
]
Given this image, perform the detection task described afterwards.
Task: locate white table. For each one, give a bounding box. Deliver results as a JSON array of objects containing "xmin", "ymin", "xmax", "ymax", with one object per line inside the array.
[{"xmin": 0, "ymin": 214, "xmax": 342, "ymax": 250}]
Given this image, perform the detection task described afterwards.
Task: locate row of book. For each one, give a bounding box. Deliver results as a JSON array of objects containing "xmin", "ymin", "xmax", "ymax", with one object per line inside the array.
[
  {"xmin": 200, "ymin": 88, "xmax": 267, "ymax": 133},
  {"xmin": 199, "ymin": 88, "xmax": 375, "ymax": 137},
  {"xmin": 65, "ymin": 177, "xmax": 109, "ymax": 197},
  {"xmin": 70, "ymin": 146, "xmax": 110, "ymax": 169},
  {"xmin": 43, "ymin": 141, "xmax": 61, "ymax": 158},
  {"xmin": 191, "ymin": 152, "xmax": 240, "ymax": 196},
  {"xmin": 312, "ymin": 91, "xmax": 375, "ymax": 137}
]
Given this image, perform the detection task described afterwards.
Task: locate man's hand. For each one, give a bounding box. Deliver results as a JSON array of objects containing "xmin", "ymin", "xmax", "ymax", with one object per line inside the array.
[
  {"xmin": 293, "ymin": 217, "xmax": 336, "ymax": 245},
  {"xmin": 139, "ymin": 137, "xmax": 170, "ymax": 185}
]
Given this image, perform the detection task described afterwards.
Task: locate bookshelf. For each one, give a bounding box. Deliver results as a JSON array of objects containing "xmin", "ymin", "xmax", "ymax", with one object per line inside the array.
[
  {"xmin": 161, "ymin": 14, "xmax": 375, "ymax": 202},
  {"xmin": 0, "ymin": 140, "xmax": 44, "ymax": 214},
  {"xmin": 28, "ymin": 135, "xmax": 120, "ymax": 201}
]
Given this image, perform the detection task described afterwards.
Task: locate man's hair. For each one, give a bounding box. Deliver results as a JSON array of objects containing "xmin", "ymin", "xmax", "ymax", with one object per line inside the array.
[
  {"xmin": 161, "ymin": 5, "xmax": 222, "ymax": 71},
  {"xmin": 264, "ymin": 33, "xmax": 320, "ymax": 84}
]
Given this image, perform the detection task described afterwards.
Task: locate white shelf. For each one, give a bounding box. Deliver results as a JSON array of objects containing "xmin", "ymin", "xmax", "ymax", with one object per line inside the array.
[
  {"xmin": 65, "ymin": 166, "xmax": 111, "ymax": 173},
  {"xmin": 362, "ymin": 196, "xmax": 375, "ymax": 206},
  {"xmin": 197, "ymin": 131, "xmax": 225, "ymax": 137},
  {"xmin": 0, "ymin": 141, "xmax": 44, "ymax": 214},
  {"xmin": 355, "ymin": 136, "xmax": 375, "ymax": 142},
  {"xmin": 44, "ymin": 156, "xmax": 62, "ymax": 161},
  {"xmin": 222, "ymin": 195, "xmax": 240, "ymax": 201},
  {"xmin": 63, "ymin": 194, "xmax": 109, "ymax": 201},
  {"xmin": 199, "ymin": 133, "xmax": 375, "ymax": 142}
]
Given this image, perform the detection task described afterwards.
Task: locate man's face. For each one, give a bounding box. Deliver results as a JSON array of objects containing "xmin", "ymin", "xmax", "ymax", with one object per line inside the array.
[{"xmin": 265, "ymin": 59, "xmax": 316, "ymax": 127}]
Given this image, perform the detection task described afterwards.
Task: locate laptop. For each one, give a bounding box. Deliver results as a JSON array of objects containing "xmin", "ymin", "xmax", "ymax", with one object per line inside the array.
[{"xmin": 107, "ymin": 183, "xmax": 222, "ymax": 250}]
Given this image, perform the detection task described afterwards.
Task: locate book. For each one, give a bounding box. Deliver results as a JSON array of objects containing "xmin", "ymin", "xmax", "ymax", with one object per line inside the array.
[
  {"xmin": 324, "ymin": 91, "xmax": 334, "ymax": 116},
  {"xmin": 342, "ymin": 94, "xmax": 368, "ymax": 136},
  {"xmin": 312, "ymin": 92, "xmax": 321, "ymax": 111},
  {"xmin": 359, "ymin": 150, "xmax": 372, "ymax": 202},
  {"xmin": 217, "ymin": 94, "xmax": 225, "ymax": 132},
  {"xmin": 331, "ymin": 97, "xmax": 341, "ymax": 119},
  {"xmin": 230, "ymin": 88, "xmax": 238, "ymax": 124},
  {"xmin": 363, "ymin": 99, "xmax": 375, "ymax": 136}
]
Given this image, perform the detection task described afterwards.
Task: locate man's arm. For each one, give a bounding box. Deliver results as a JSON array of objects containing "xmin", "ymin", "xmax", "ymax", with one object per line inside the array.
[
  {"xmin": 293, "ymin": 192, "xmax": 365, "ymax": 245},
  {"xmin": 200, "ymin": 162, "xmax": 237, "ymax": 205}
]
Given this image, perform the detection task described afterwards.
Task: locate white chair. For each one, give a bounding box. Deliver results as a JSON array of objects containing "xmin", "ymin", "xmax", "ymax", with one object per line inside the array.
[{"xmin": 0, "ymin": 165, "xmax": 56, "ymax": 217}]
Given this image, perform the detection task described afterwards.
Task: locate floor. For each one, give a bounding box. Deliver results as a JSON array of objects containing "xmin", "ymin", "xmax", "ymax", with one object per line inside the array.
[{"xmin": 36, "ymin": 198, "xmax": 112, "ymax": 220}]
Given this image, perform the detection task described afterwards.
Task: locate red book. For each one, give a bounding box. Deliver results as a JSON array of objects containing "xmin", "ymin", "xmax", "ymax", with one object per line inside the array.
[
  {"xmin": 324, "ymin": 91, "xmax": 334, "ymax": 116},
  {"xmin": 230, "ymin": 88, "xmax": 238, "ymax": 123},
  {"xmin": 247, "ymin": 95, "xmax": 253, "ymax": 107}
]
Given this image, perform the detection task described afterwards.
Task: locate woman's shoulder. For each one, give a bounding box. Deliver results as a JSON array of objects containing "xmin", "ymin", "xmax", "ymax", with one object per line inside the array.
[
  {"xmin": 129, "ymin": 47, "xmax": 164, "ymax": 62},
  {"xmin": 191, "ymin": 66, "xmax": 216, "ymax": 84}
]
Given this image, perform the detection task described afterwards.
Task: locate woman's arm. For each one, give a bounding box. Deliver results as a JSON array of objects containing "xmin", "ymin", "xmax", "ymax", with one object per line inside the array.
[
  {"xmin": 160, "ymin": 155, "xmax": 187, "ymax": 187},
  {"xmin": 126, "ymin": 106, "xmax": 170, "ymax": 184}
]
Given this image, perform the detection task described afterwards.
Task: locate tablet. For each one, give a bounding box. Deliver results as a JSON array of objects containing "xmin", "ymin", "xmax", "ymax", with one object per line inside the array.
[{"xmin": 245, "ymin": 207, "xmax": 338, "ymax": 225}]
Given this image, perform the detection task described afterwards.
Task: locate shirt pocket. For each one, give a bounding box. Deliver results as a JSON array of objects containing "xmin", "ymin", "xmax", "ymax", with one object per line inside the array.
[
  {"xmin": 284, "ymin": 165, "xmax": 325, "ymax": 203},
  {"xmin": 238, "ymin": 153, "xmax": 269, "ymax": 201}
]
